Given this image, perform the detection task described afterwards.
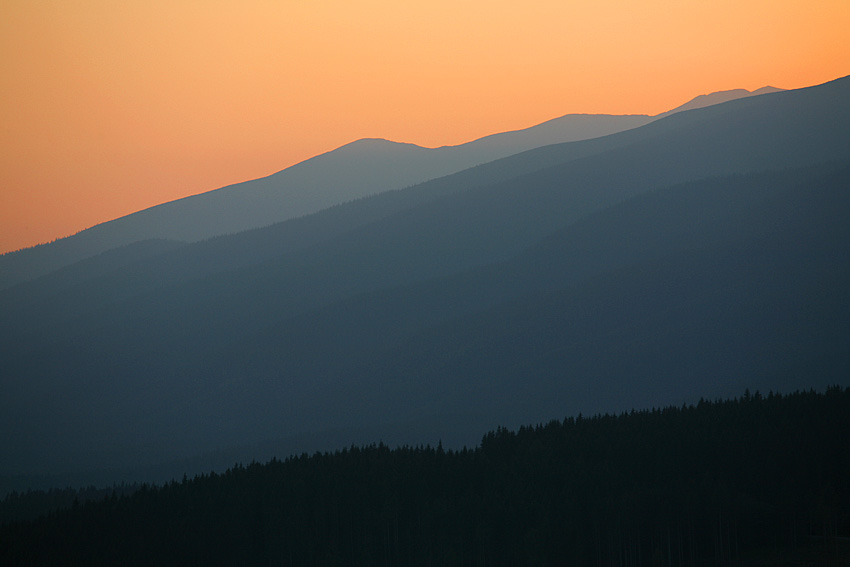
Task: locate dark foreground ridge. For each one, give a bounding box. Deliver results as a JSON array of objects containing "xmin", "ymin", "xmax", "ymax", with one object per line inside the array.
[{"xmin": 2, "ymin": 387, "xmax": 849, "ymax": 566}]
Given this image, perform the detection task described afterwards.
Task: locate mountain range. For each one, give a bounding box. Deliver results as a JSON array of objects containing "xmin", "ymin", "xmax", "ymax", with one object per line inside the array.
[
  {"xmin": 1, "ymin": 77, "xmax": 847, "ymax": 492},
  {"xmin": 0, "ymin": 86, "xmax": 782, "ymax": 291}
]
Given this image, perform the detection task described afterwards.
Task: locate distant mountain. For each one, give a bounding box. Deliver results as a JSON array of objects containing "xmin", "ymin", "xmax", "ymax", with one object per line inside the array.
[
  {"xmin": 0, "ymin": 85, "xmax": 780, "ymax": 290},
  {"xmin": 0, "ymin": 118, "xmax": 643, "ymax": 290},
  {"xmin": 655, "ymin": 85, "xmax": 784, "ymax": 118},
  {"xmin": 1, "ymin": 75, "xmax": 847, "ymax": 488}
]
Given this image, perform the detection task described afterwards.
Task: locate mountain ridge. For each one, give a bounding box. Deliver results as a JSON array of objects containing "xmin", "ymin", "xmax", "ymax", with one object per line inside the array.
[
  {"xmin": 655, "ymin": 85, "xmax": 784, "ymax": 117},
  {"xmin": 0, "ymin": 83, "xmax": 785, "ymax": 290}
]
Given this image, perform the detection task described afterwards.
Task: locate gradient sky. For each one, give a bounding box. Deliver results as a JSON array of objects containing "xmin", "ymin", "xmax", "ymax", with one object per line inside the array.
[{"xmin": 1, "ymin": 1, "xmax": 848, "ymax": 254}]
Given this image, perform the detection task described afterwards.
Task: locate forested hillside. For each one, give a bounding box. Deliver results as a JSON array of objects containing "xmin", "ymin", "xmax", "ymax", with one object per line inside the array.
[{"xmin": 2, "ymin": 388, "xmax": 848, "ymax": 566}]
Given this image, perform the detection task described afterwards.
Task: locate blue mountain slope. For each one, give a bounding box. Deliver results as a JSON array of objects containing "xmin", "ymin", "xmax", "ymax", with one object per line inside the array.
[
  {"xmin": 0, "ymin": 84, "xmax": 783, "ymax": 290},
  {"xmin": 0, "ymin": 75, "xmax": 848, "ymax": 486},
  {"xmin": 0, "ymin": 116, "xmax": 653, "ymax": 290}
]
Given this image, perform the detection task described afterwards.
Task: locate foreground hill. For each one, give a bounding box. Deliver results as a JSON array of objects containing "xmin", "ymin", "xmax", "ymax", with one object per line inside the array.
[
  {"xmin": 2, "ymin": 388, "xmax": 848, "ymax": 566},
  {"xmin": 0, "ymin": 86, "xmax": 782, "ymax": 290},
  {"xmin": 0, "ymin": 76, "xmax": 848, "ymax": 487}
]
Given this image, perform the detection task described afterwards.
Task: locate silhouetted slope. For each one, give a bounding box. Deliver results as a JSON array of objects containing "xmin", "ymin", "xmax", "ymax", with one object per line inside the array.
[
  {"xmin": 0, "ymin": 78, "xmax": 835, "ymax": 325},
  {"xmin": 2, "ymin": 161, "xmax": 848, "ymax": 478},
  {"xmin": 448, "ymin": 113, "xmax": 652, "ymax": 158},
  {"xmin": 0, "ymin": 117, "xmax": 653, "ymax": 290},
  {"xmin": 0, "ymin": 76, "xmax": 848, "ymax": 481},
  {"xmin": 655, "ymin": 85, "xmax": 784, "ymax": 118},
  {"xmin": 0, "ymin": 84, "xmax": 780, "ymax": 290},
  {"xmin": 194, "ymin": 163, "xmax": 850, "ymax": 439}
]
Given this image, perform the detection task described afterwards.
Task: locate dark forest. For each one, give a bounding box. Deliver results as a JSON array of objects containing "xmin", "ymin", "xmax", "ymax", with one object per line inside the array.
[{"xmin": 2, "ymin": 387, "xmax": 848, "ymax": 566}]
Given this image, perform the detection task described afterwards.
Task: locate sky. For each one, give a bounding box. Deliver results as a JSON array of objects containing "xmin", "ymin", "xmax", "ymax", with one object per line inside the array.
[{"xmin": 1, "ymin": 1, "xmax": 848, "ymax": 255}]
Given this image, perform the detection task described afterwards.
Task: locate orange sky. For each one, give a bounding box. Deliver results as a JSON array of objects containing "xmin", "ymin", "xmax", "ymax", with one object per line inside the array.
[{"xmin": 1, "ymin": 0, "xmax": 848, "ymax": 254}]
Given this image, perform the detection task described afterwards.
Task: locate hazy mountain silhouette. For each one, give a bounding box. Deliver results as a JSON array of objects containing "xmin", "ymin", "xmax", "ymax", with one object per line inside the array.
[
  {"xmin": 1, "ymin": 76, "xmax": 847, "ymax": 488},
  {"xmin": 0, "ymin": 86, "xmax": 780, "ymax": 290},
  {"xmin": 0, "ymin": 120, "xmax": 642, "ymax": 290},
  {"xmin": 654, "ymin": 85, "xmax": 784, "ymax": 118}
]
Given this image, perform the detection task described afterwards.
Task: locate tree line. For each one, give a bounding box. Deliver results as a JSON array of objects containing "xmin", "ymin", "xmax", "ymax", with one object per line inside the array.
[{"xmin": 2, "ymin": 387, "xmax": 848, "ymax": 566}]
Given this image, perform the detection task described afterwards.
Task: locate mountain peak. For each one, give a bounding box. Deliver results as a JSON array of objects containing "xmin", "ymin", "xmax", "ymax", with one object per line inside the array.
[
  {"xmin": 751, "ymin": 86, "xmax": 783, "ymax": 95},
  {"xmin": 336, "ymin": 138, "xmax": 426, "ymax": 152}
]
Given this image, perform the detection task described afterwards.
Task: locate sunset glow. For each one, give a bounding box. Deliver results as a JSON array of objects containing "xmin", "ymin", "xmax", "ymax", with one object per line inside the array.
[{"xmin": 1, "ymin": 0, "xmax": 848, "ymax": 254}]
